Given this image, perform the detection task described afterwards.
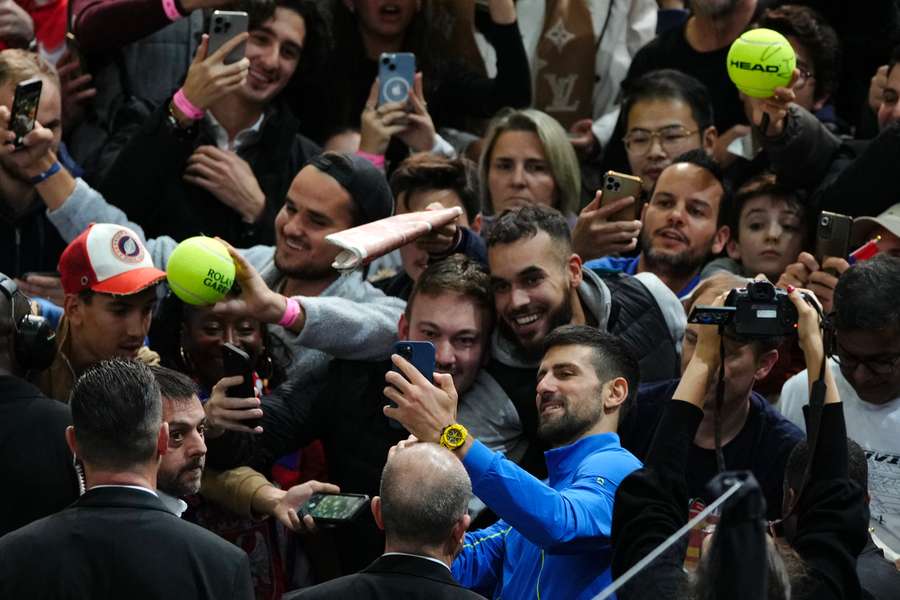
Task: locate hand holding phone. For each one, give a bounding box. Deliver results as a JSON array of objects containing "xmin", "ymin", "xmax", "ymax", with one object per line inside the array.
[
  {"xmin": 208, "ymin": 11, "xmax": 249, "ymax": 65},
  {"xmin": 378, "ymin": 52, "xmax": 416, "ymax": 107},
  {"xmin": 814, "ymin": 211, "xmax": 852, "ymax": 275},
  {"xmin": 298, "ymin": 492, "xmax": 369, "ymax": 526},
  {"xmin": 9, "ymin": 78, "xmax": 42, "ymax": 148},
  {"xmin": 385, "ymin": 341, "xmax": 434, "ymax": 429},
  {"xmin": 221, "ymin": 342, "xmax": 260, "ymax": 429},
  {"xmin": 179, "ymin": 26, "xmax": 250, "ymax": 115}
]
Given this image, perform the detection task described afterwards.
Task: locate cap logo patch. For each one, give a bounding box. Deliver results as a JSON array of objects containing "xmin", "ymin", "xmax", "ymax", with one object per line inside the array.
[{"xmin": 110, "ymin": 230, "xmax": 144, "ymax": 263}]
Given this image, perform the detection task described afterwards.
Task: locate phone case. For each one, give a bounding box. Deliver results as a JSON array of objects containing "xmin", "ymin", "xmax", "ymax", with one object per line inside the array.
[
  {"xmin": 392, "ymin": 340, "xmax": 435, "ymax": 383},
  {"xmin": 815, "ymin": 211, "xmax": 853, "ymax": 264},
  {"xmin": 208, "ymin": 11, "xmax": 248, "ymax": 65},
  {"xmin": 600, "ymin": 171, "xmax": 642, "ymax": 222},
  {"xmin": 378, "ymin": 52, "xmax": 416, "ymax": 106},
  {"xmin": 222, "ymin": 342, "xmax": 258, "ymax": 427},
  {"xmin": 10, "ymin": 78, "xmax": 42, "ymax": 147},
  {"xmin": 300, "ymin": 493, "xmax": 369, "ymax": 524}
]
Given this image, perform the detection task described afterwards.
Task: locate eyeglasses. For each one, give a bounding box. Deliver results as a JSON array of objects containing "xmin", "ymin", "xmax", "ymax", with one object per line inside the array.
[
  {"xmin": 833, "ymin": 341, "xmax": 900, "ymax": 376},
  {"xmin": 794, "ymin": 61, "xmax": 815, "ymax": 91},
  {"xmin": 623, "ymin": 126, "xmax": 698, "ymax": 156}
]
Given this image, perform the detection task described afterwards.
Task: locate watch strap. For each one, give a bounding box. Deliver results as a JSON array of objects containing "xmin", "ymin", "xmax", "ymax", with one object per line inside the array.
[{"xmin": 29, "ymin": 161, "xmax": 61, "ymax": 185}]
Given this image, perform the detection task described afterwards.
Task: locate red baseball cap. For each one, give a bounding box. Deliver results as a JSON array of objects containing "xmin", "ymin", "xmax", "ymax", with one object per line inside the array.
[{"xmin": 58, "ymin": 223, "xmax": 166, "ymax": 295}]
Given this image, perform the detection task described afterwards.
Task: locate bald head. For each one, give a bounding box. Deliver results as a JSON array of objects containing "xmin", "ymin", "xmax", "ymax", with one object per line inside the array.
[{"xmin": 380, "ymin": 443, "xmax": 471, "ymax": 549}]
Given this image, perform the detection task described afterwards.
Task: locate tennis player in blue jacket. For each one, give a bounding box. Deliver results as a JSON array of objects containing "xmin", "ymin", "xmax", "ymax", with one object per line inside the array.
[{"xmin": 385, "ymin": 325, "xmax": 642, "ymax": 600}]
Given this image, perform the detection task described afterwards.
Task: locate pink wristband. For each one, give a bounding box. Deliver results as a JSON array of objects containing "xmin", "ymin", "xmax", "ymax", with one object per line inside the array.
[
  {"xmin": 356, "ymin": 150, "xmax": 386, "ymax": 170},
  {"xmin": 278, "ymin": 297, "xmax": 301, "ymax": 328},
  {"xmin": 172, "ymin": 88, "xmax": 205, "ymax": 121},
  {"xmin": 161, "ymin": 0, "xmax": 182, "ymax": 22}
]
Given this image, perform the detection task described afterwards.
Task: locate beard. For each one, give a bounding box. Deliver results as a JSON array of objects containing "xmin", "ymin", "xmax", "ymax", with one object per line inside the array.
[
  {"xmin": 640, "ymin": 228, "xmax": 715, "ymax": 278},
  {"xmin": 157, "ymin": 457, "xmax": 205, "ymax": 498},
  {"xmin": 273, "ymin": 246, "xmax": 336, "ymax": 281},
  {"xmin": 690, "ymin": 0, "xmax": 740, "ymax": 18},
  {"xmin": 498, "ymin": 292, "xmax": 574, "ymax": 361},
  {"xmin": 537, "ymin": 394, "xmax": 604, "ymax": 447}
]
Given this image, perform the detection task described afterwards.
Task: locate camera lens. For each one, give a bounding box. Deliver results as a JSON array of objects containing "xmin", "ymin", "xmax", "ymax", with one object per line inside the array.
[
  {"xmin": 820, "ymin": 215, "xmax": 831, "ymax": 227},
  {"xmin": 214, "ymin": 26, "xmax": 222, "ymax": 33},
  {"xmin": 388, "ymin": 64, "xmax": 396, "ymax": 71},
  {"xmin": 382, "ymin": 57, "xmax": 391, "ymax": 65},
  {"xmin": 399, "ymin": 345, "xmax": 412, "ymax": 358}
]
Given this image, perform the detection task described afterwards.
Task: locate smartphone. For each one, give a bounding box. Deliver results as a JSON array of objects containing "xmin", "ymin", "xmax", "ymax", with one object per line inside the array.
[
  {"xmin": 378, "ymin": 52, "xmax": 416, "ymax": 107},
  {"xmin": 299, "ymin": 492, "xmax": 370, "ymax": 525},
  {"xmin": 815, "ymin": 211, "xmax": 853, "ymax": 271},
  {"xmin": 221, "ymin": 342, "xmax": 259, "ymax": 428},
  {"xmin": 208, "ymin": 10, "xmax": 248, "ymax": 65},
  {"xmin": 10, "ymin": 78, "xmax": 42, "ymax": 147},
  {"xmin": 386, "ymin": 340, "xmax": 435, "ymax": 429},
  {"xmin": 600, "ymin": 171, "xmax": 642, "ymax": 222}
]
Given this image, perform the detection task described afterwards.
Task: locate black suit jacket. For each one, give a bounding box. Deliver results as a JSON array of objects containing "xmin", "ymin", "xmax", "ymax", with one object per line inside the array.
[
  {"xmin": 0, "ymin": 486, "xmax": 254, "ymax": 599},
  {"xmin": 0, "ymin": 375, "xmax": 78, "ymax": 536},
  {"xmin": 286, "ymin": 554, "xmax": 486, "ymax": 600}
]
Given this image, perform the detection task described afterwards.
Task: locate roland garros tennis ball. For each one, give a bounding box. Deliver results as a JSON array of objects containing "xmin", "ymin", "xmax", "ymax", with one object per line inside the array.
[
  {"xmin": 726, "ymin": 28, "xmax": 796, "ymax": 98},
  {"xmin": 166, "ymin": 237, "xmax": 236, "ymax": 305}
]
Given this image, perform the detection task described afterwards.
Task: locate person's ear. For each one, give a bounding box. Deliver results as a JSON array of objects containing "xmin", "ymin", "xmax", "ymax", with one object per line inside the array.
[
  {"xmin": 567, "ymin": 253, "xmax": 583, "ymax": 289},
  {"xmin": 157, "ymin": 421, "xmax": 169, "ymax": 458},
  {"xmin": 63, "ymin": 294, "xmax": 83, "ymax": 326},
  {"xmin": 398, "ymin": 312, "xmax": 410, "ymax": 339},
  {"xmin": 812, "ymin": 94, "xmax": 829, "ymax": 113},
  {"xmin": 726, "ymin": 238, "xmax": 742, "ymax": 260},
  {"xmin": 371, "ymin": 496, "xmax": 384, "ymax": 531},
  {"xmin": 65, "ymin": 425, "xmax": 78, "ymax": 457},
  {"xmin": 754, "ymin": 348, "xmax": 779, "ymax": 381},
  {"xmin": 603, "ymin": 376, "xmax": 628, "ymax": 414},
  {"xmin": 702, "ymin": 126, "xmax": 718, "ymax": 155},
  {"xmin": 712, "ymin": 225, "xmax": 730, "ymax": 255},
  {"xmin": 450, "ymin": 513, "xmax": 471, "ymax": 551}
]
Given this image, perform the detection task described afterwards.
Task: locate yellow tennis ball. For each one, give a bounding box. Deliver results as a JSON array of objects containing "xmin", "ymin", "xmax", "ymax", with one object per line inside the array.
[
  {"xmin": 726, "ymin": 28, "xmax": 796, "ymax": 98},
  {"xmin": 166, "ymin": 237, "xmax": 236, "ymax": 305}
]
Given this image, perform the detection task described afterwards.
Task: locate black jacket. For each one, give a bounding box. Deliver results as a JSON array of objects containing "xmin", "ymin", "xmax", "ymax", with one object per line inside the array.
[
  {"xmin": 0, "ymin": 486, "xmax": 254, "ymax": 599},
  {"xmin": 98, "ymin": 98, "xmax": 320, "ymax": 246},
  {"xmin": 206, "ymin": 359, "xmax": 411, "ymax": 573},
  {"xmin": 0, "ymin": 199, "xmax": 67, "ymax": 278},
  {"xmin": 0, "ymin": 375, "xmax": 78, "ymax": 537},
  {"xmin": 286, "ymin": 554, "xmax": 486, "ymax": 600}
]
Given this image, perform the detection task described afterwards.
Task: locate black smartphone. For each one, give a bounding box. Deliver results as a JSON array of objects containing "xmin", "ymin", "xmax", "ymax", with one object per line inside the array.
[
  {"xmin": 221, "ymin": 342, "xmax": 258, "ymax": 428},
  {"xmin": 10, "ymin": 78, "xmax": 42, "ymax": 147},
  {"xmin": 815, "ymin": 211, "xmax": 853, "ymax": 274},
  {"xmin": 208, "ymin": 10, "xmax": 249, "ymax": 65},
  {"xmin": 386, "ymin": 340, "xmax": 435, "ymax": 429},
  {"xmin": 378, "ymin": 52, "xmax": 415, "ymax": 107},
  {"xmin": 299, "ymin": 492, "xmax": 369, "ymax": 525}
]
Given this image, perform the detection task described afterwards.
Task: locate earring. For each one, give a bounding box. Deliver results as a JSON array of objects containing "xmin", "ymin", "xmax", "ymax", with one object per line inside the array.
[{"xmin": 179, "ymin": 346, "xmax": 194, "ymax": 372}]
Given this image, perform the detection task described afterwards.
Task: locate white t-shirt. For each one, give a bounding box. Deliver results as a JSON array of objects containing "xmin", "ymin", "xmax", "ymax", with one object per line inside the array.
[{"xmin": 780, "ymin": 360, "xmax": 900, "ymax": 555}]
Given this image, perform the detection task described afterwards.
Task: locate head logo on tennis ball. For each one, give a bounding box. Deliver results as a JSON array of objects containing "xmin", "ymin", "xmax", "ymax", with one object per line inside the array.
[
  {"xmin": 166, "ymin": 237, "xmax": 236, "ymax": 305},
  {"xmin": 726, "ymin": 28, "xmax": 796, "ymax": 99}
]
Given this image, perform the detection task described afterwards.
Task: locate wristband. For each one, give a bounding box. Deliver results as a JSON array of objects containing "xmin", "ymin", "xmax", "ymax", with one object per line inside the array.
[
  {"xmin": 173, "ymin": 88, "xmax": 205, "ymax": 121},
  {"xmin": 356, "ymin": 150, "xmax": 385, "ymax": 170},
  {"xmin": 278, "ymin": 297, "xmax": 301, "ymax": 328},
  {"xmin": 161, "ymin": 0, "xmax": 182, "ymax": 21},
  {"xmin": 29, "ymin": 161, "xmax": 61, "ymax": 185}
]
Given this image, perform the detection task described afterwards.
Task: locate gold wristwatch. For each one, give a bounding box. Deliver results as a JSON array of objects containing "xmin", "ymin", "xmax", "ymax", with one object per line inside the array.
[{"xmin": 439, "ymin": 423, "xmax": 468, "ymax": 451}]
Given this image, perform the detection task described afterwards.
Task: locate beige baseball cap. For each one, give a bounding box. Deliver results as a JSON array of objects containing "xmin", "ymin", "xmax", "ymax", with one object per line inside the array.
[{"xmin": 851, "ymin": 203, "xmax": 900, "ymax": 246}]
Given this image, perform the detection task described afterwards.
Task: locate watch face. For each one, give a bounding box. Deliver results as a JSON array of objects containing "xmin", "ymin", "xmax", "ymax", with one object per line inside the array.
[{"xmin": 445, "ymin": 426, "xmax": 464, "ymax": 446}]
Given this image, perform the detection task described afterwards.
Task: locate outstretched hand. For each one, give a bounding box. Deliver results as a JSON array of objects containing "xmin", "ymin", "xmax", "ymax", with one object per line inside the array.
[{"xmin": 211, "ymin": 238, "xmax": 289, "ymax": 325}]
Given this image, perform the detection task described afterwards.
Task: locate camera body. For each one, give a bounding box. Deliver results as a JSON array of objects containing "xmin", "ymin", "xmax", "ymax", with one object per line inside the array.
[{"xmin": 689, "ymin": 281, "xmax": 798, "ymax": 339}]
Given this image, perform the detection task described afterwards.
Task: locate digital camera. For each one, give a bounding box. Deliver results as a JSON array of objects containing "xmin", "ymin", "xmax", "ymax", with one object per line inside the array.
[{"xmin": 688, "ymin": 281, "xmax": 799, "ymax": 339}]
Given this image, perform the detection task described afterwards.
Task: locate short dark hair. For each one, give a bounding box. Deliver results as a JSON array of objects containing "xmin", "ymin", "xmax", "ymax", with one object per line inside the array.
[
  {"xmin": 149, "ymin": 365, "xmax": 198, "ymax": 405},
  {"xmin": 485, "ymin": 204, "xmax": 572, "ymax": 256},
  {"xmin": 756, "ymin": 5, "xmax": 841, "ymax": 102},
  {"xmin": 660, "ymin": 148, "xmax": 731, "ymax": 228},
  {"xmin": 390, "ymin": 154, "xmax": 481, "ymax": 222},
  {"xmin": 833, "ymin": 255, "xmax": 900, "ymax": 331},
  {"xmin": 406, "ymin": 255, "xmax": 493, "ymax": 324},
  {"xmin": 730, "ymin": 173, "xmax": 806, "ymax": 241},
  {"xmin": 247, "ymin": 0, "xmax": 328, "ymax": 81},
  {"xmin": 70, "ymin": 360, "xmax": 162, "ymax": 471},
  {"xmin": 785, "ymin": 437, "xmax": 868, "ymax": 494},
  {"xmin": 622, "ymin": 68, "xmax": 715, "ymax": 133},
  {"xmin": 542, "ymin": 325, "xmax": 640, "ymax": 419}
]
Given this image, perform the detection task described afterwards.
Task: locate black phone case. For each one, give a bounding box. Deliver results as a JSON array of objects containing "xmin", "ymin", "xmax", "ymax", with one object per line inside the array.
[
  {"xmin": 300, "ymin": 493, "xmax": 369, "ymax": 525},
  {"xmin": 221, "ymin": 343, "xmax": 258, "ymax": 428}
]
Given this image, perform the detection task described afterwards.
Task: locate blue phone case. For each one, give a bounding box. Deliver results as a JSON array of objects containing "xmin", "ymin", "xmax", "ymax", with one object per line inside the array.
[
  {"xmin": 378, "ymin": 52, "xmax": 416, "ymax": 106},
  {"xmin": 391, "ymin": 340, "xmax": 435, "ymax": 382}
]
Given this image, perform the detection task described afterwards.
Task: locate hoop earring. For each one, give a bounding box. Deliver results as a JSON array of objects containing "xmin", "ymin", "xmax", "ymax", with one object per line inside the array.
[
  {"xmin": 258, "ymin": 353, "xmax": 274, "ymax": 380},
  {"xmin": 179, "ymin": 346, "xmax": 194, "ymax": 372}
]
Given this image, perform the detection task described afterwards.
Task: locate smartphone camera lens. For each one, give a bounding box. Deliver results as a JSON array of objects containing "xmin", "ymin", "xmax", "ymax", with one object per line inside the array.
[
  {"xmin": 820, "ymin": 215, "xmax": 831, "ymax": 227},
  {"xmin": 382, "ymin": 57, "xmax": 391, "ymax": 65},
  {"xmin": 388, "ymin": 64, "xmax": 396, "ymax": 71},
  {"xmin": 214, "ymin": 26, "xmax": 222, "ymax": 33},
  {"xmin": 399, "ymin": 345, "xmax": 412, "ymax": 359}
]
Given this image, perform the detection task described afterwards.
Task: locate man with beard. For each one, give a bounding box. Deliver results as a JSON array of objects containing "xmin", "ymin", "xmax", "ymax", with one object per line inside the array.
[
  {"xmin": 384, "ymin": 325, "xmax": 642, "ymax": 599},
  {"xmin": 486, "ymin": 203, "xmax": 684, "ymax": 473},
  {"xmin": 617, "ymin": 272, "xmax": 803, "ymax": 520},
  {"xmin": 586, "ymin": 149, "xmax": 731, "ymax": 298}
]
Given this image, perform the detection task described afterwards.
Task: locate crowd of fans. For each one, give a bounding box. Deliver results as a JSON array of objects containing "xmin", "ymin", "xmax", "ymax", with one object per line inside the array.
[{"xmin": 0, "ymin": 0, "xmax": 899, "ymax": 598}]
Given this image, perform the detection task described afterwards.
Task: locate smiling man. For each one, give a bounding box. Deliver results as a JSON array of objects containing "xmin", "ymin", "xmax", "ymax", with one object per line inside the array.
[
  {"xmin": 486, "ymin": 204, "xmax": 684, "ymax": 474},
  {"xmin": 586, "ymin": 149, "xmax": 731, "ymax": 298},
  {"xmin": 383, "ymin": 325, "xmax": 642, "ymax": 599},
  {"xmin": 37, "ymin": 223, "xmax": 166, "ymax": 403},
  {"xmin": 97, "ymin": 0, "xmax": 324, "ymax": 246}
]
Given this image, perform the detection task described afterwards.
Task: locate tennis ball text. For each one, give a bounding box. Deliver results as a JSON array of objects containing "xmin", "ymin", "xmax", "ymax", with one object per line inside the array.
[
  {"xmin": 203, "ymin": 269, "xmax": 233, "ymax": 294},
  {"xmin": 729, "ymin": 60, "xmax": 782, "ymax": 73}
]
